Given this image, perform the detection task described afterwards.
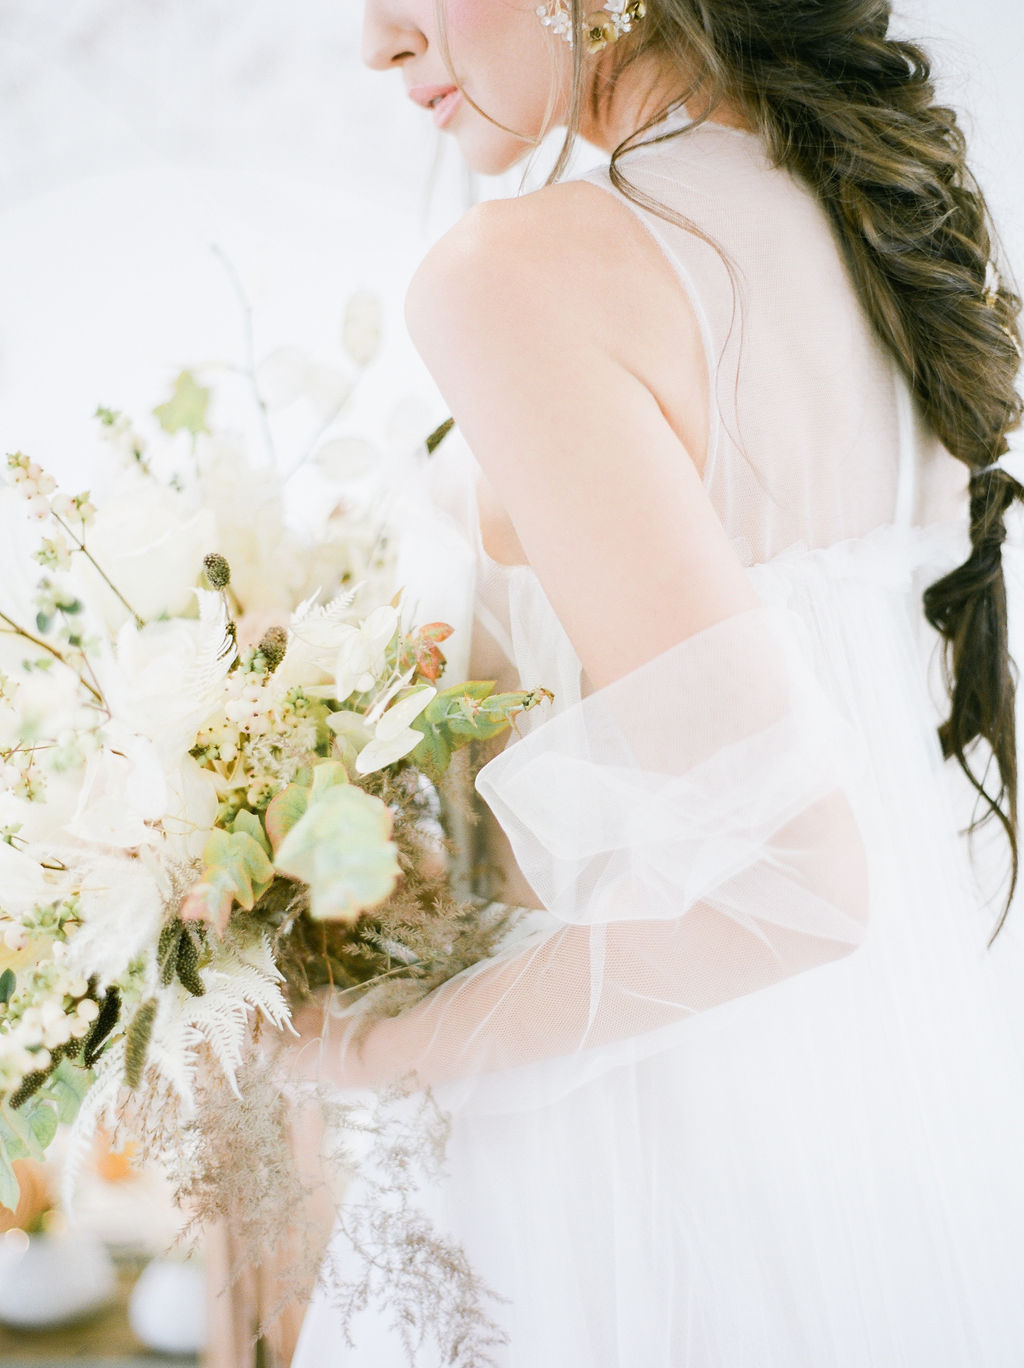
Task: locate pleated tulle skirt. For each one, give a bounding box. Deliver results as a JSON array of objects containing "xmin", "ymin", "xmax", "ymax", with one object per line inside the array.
[{"xmin": 293, "ymin": 522, "xmax": 1024, "ymax": 1367}]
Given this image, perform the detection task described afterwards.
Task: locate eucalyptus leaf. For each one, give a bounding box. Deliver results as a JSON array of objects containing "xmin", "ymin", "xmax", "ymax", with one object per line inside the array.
[
  {"xmin": 409, "ymin": 681, "xmax": 553, "ymax": 781},
  {"xmin": 0, "ymin": 1061, "xmax": 91, "ymax": 1211},
  {"xmin": 46, "ymin": 1058, "xmax": 93, "ymax": 1126},
  {"xmin": 0, "ymin": 1108, "xmax": 33, "ymax": 1169},
  {"xmin": 0, "ymin": 1142, "xmax": 20, "ymax": 1212},
  {"xmin": 23, "ymin": 1095, "xmax": 58, "ymax": 1152},
  {"xmin": 0, "ymin": 968, "xmax": 14, "ymax": 1005},
  {"xmin": 0, "ymin": 1098, "xmax": 46, "ymax": 1163}
]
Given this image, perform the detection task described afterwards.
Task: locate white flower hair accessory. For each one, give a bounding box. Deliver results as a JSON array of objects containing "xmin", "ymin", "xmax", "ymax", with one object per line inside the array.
[{"xmin": 537, "ymin": 0, "xmax": 646, "ymax": 52}]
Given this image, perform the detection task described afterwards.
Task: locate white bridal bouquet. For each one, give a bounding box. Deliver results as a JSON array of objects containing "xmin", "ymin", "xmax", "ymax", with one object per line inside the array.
[{"xmin": 0, "ymin": 327, "xmax": 548, "ymax": 1362}]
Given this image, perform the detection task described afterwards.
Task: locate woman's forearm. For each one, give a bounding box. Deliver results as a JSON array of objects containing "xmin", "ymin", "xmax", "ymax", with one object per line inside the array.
[{"xmin": 325, "ymin": 788, "xmax": 868, "ymax": 1092}]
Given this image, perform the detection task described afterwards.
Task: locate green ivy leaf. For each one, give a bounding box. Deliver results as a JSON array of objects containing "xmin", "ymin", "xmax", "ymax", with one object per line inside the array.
[
  {"xmin": 182, "ymin": 828, "xmax": 276, "ymax": 932},
  {"xmin": 231, "ymin": 808, "xmax": 272, "ymax": 859},
  {"xmin": 181, "ymin": 868, "xmax": 241, "ymax": 936},
  {"xmin": 310, "ymin": 759, "xmax": 350, "ymax": 798},
  {"xmin": 264, "ymin": 783, "xmax": 310, "ymax": 856},
  {"xmin": 153, "ymin": 370, "xmax": 211, "ymax": 437},
  {"xmin": 204, "ymin": 829, "xmax": 275, "ymax": 911},
  {"xmin": 274, "ymin": 784, "xmax": 400, "ymax": 922}
]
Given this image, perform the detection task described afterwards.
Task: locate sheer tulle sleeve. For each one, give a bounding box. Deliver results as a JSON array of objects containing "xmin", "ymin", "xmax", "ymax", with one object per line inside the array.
[{"xmin": 333, "ymin": 599, "xmax": 871, "ymax": 1096}]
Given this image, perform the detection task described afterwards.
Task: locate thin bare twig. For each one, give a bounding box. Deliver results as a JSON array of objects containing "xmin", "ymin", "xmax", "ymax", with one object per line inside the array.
[
  {"xmin": 52, "ymin": 512, "xmax": 142, "ymax": 628},
  {"xmin": 0, "ymin": 610, "xmax": 104, "ymax": 704},
  {"xmin": 209, "ymin": 242, "xmax": 278, "ymax": 468}
]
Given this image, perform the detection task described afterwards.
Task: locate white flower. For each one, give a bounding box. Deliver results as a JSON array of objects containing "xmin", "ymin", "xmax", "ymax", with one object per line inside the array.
[
  {"xmin": 313, "ymin": 437, "xmax": 379, "ymax": 482},
  {"xmin": 334, "ymin": 606, "xmax": 399, "ymax": 702},
  {"xmin": 94, "ymin": 590, "xmax": 234, "ymax": 766},
  {"xmin": 67, "ymin": 724, "xmax": 165, "ymax": 848},
  {"xmin": 354, "ymin": 686, "xmax": 435, "ymax": 776},
  {"xmin": 82, "ymin": 475, "xmax": 217, "ymax": 627},
  {"xmin": 0, "ymin": 842, "xmax": 56, "ymax": 920},
  {"xmin": 67, "ymin": 852, "xmax": 167, "ymax": 985},
  {"xmin": 196, "ymin": 433, "xmax": 308, "ymax": 619},
  {"xmin": 272, "ymin": 589, "xmax": 360, "ymax": 690},
  {"xmin": 324, "ymin": 707, "xmax": 371, "ymax": 771}
]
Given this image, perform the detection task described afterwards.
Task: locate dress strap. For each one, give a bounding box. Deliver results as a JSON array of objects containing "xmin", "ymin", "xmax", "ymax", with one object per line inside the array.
[{"xmin": 577, "ymin": 163, "xmax": 723, "ymax": 492}]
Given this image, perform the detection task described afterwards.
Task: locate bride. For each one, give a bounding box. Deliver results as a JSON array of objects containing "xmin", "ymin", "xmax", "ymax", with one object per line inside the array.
[{"xmin": 291, "ymin": 0, "xmax": 1024, "ymax": 1363}]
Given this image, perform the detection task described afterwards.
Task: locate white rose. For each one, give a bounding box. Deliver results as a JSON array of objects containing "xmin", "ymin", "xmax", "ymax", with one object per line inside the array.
[{"xmin": 83, "ymin": 475, "xmax": 217, "ymax": 628}]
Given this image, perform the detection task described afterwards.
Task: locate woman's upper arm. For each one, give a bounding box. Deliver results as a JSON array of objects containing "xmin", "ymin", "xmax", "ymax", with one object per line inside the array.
[{"xmin": 405, "ymin": 190, "xmax": 759, "ymax": 690}]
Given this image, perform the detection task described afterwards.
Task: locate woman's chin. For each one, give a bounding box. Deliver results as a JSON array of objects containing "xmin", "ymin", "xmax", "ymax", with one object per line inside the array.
[{"xmin": 455, "ymin": 128, "xmax": 537, "ymax": 178}]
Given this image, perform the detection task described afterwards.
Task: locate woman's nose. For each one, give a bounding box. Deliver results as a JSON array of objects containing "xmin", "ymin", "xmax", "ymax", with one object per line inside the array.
[{"xmin": 361, "ymin": 0, "xmax": 427, "ymax": 71}]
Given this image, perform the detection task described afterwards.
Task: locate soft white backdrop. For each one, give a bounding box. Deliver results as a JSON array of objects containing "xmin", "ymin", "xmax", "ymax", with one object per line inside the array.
[{"xmin": 0, "ymin": 0, "xmax": 1021, "ymax": 490}]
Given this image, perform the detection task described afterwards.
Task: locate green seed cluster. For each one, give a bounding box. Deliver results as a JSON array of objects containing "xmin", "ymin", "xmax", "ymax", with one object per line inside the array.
[
  {"xmin": 124, "ymin": 999, "xmax": 157, "ymax": 1088},
  {"xmin": 82, "ymin": 986, "xmax": 121, "ymax": 1069},
  {"xmin": 203, "ymin": 552, "xmax": 232, "ymax": 590},
  {"xmin": 158, "ymin": 919, "xmax": 206, "ymax": 997}
]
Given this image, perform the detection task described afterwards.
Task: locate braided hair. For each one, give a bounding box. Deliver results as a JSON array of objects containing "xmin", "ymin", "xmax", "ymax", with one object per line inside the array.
[{"xmin": 549, "ymin": 0, "xmax": 1024, "ymax": 940}]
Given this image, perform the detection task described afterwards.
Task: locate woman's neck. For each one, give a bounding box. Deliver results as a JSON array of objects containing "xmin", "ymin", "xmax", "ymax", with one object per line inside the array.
[{"xmin": 579, "ymin": 54, "xmax": 750, "ymax": 152}]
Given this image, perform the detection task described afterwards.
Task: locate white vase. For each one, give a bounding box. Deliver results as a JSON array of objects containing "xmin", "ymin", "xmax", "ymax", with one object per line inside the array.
[
  {"xmin": 0, "ymin": 1229, "xmax": 117, "ymax": 1328},
  {"xmin": 128, "ymin": 1255, "xmax": 207, "ymax": 1355}
]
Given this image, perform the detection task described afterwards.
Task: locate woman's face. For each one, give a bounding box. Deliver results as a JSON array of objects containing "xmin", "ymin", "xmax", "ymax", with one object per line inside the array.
[{"xmin": 362, "ymin": 0, "xmax": 574, "ymax": 175}]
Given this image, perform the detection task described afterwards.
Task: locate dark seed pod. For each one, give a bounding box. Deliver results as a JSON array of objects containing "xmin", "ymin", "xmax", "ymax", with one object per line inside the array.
[
  {"xmin": 124, "ymin": 999, "xmax": 157, "ymax": 1089},
  {"xmin": 425, "ymin": 416, "xmax": 454, "ymax": 456},
  {"xmin": 258, "ymin": 626, "xmax": 288, "ymax": 673},
  {"xmin": 176, "ymin": 928, "xmax": 206, "ymax": 997},
  {"xmin": 10, "ymin": 1063, "xmax": 53, "ymax": 1109},
  {"xmin": 158, "ymin": 921, "xmax": 181, "ymax": 986},
  {"xmin": 203, "ymin": 552, "xmax": 231, "ymax": 590},
  {"xmin": 82, "ymin": 986, "xmax": 121, "ymax": 1069}
]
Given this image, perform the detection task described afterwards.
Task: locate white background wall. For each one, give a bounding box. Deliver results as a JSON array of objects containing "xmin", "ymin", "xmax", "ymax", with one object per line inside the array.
[{"xmin": 0, "ymin": 0, "xmax": 1020, "ymax": 490}]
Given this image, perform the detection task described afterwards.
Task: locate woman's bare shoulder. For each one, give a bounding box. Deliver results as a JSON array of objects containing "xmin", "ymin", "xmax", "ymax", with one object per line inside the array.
[
  {"xmin": 407, "ymin": 184, "xmax": 611, "ymax": 341},
  {"xmin": 407, "ymin": 179, "xmax": 693, "ymax": 355},
  {"xmin": 405, "ymin": 178, "xmax": 707, "ymax": 472},
  {"xmin": 403, "ymin": 180, "xmax": 752, "ymax": 690}
]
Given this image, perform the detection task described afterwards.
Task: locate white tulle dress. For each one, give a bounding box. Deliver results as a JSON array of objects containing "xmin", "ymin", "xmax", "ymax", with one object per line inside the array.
[{"xmin": 293, "ymin": 110, "xmax": 1024, "ymax": 1366}]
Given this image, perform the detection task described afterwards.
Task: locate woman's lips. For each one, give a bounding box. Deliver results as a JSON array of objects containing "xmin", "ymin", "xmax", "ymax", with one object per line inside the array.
[
  {"xmin": 431, "ymin": 89, "xmax": 464, "ymax": 128},
  {"xmin": 408, "ymin": 84, "xmax": 464, "ymax": 130}
]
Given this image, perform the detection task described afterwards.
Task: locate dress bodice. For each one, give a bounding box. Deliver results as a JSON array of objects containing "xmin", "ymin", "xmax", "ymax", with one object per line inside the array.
[
  {"xmin": 574, "ymin": 111, "xmax": 967, "ymax": 559},
  {"xmin": 407, "ymin": 107, "xmax": 970, "ymax": 665},
  {"xmin": 391, "ymin": 108, "xmax": 981, "ymax": 916}
]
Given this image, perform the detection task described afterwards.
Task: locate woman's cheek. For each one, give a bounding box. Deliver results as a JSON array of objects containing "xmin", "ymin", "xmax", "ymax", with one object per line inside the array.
[{"xmin": 436, "ymin": 0, "xmax": 515, "ymax": 60}]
